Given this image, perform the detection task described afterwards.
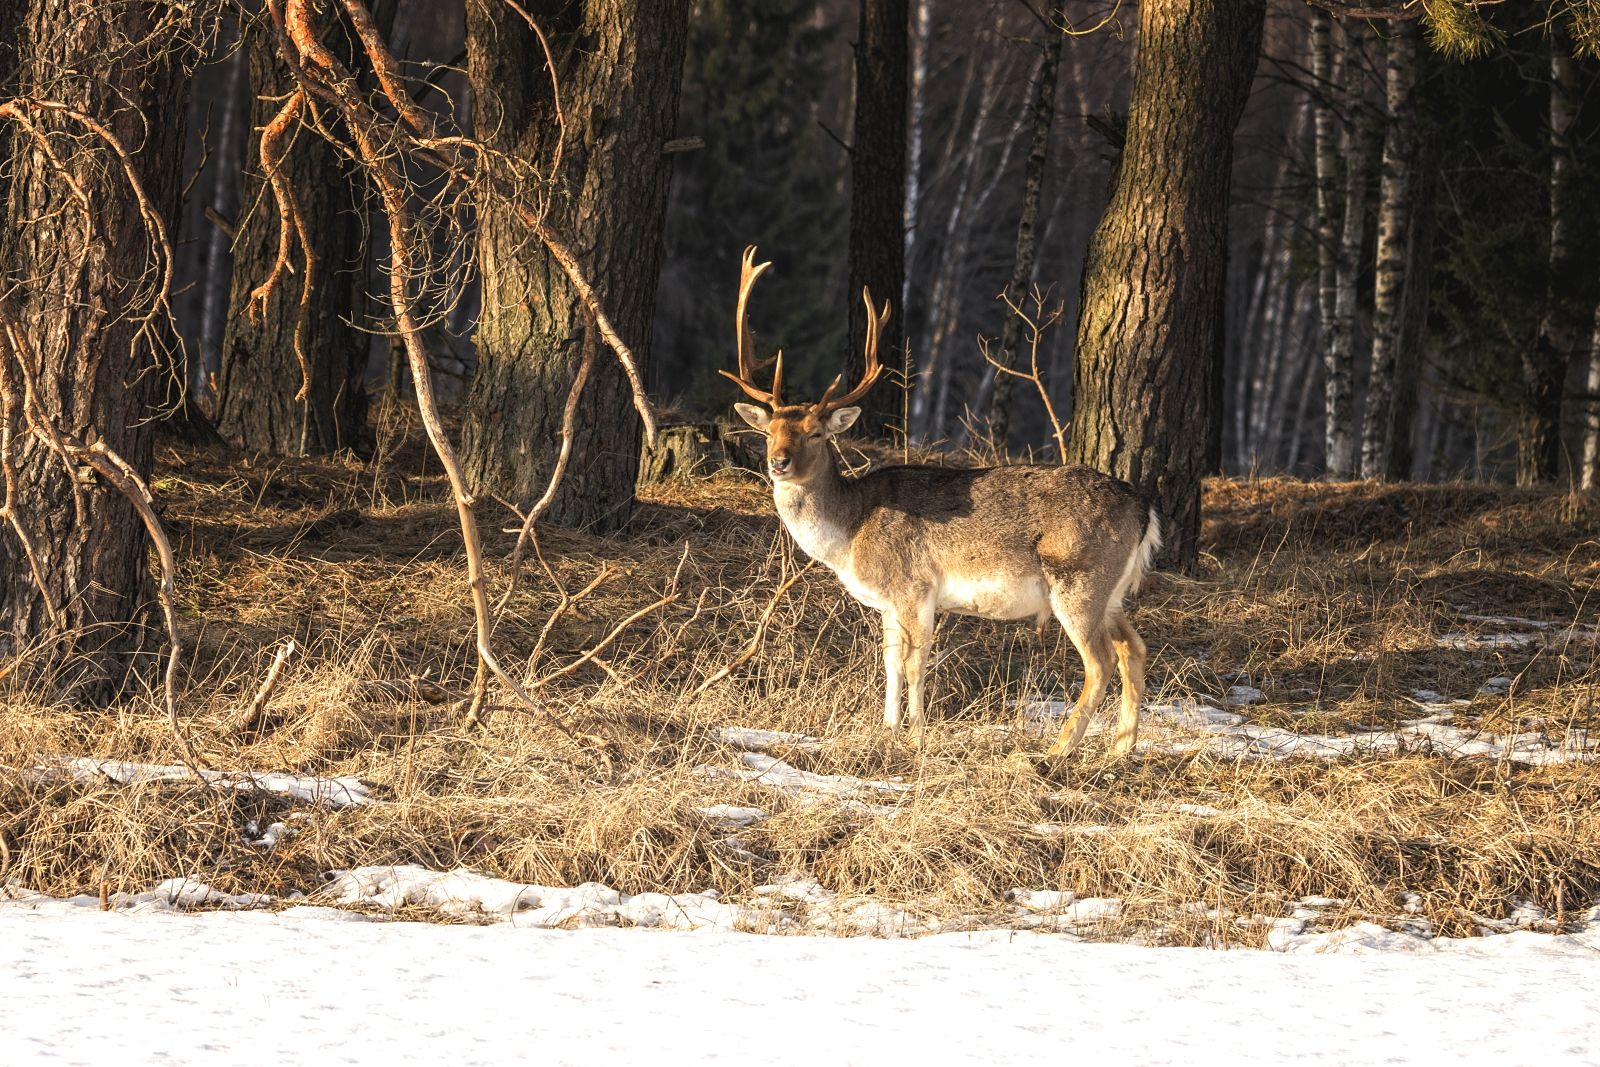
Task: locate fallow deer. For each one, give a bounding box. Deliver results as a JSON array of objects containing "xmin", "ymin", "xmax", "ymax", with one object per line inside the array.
[{"xmin": 725, "ymin": 246, "xmax": 1160, "ymax": 757}]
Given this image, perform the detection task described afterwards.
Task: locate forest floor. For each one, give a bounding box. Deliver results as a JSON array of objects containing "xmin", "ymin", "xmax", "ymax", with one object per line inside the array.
[{"xmin": 3, "ymin": 423, "xmax": 1600, "ymax": 948}]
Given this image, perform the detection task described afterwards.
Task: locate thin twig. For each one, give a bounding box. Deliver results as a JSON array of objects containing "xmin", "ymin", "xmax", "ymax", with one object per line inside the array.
[
  {"xmin": 692, "ymin": 560, "xmax": 813, "ymax": 697},
  {"xmin": 236, "ymin": 638, "xmax": 297, "ymax": 736},
  {"xmin": 982, "ymin": 288, "xmax": 1069, "ymax": 462}
]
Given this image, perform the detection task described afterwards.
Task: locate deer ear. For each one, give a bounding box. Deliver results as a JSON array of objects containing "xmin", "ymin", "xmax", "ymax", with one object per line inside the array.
[
  {"xmin": 826, "ymin": 406, "xmax": 861, "ymax": 435},
  {"xmin": 734, "ymin": 403, "xmax": 772, "ymax": 432}
]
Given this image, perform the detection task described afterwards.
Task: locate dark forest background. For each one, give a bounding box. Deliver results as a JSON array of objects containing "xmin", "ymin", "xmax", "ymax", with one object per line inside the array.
[{"xmin": 164, "ymin": 0, "xmax": 1600, "ymax": 482}]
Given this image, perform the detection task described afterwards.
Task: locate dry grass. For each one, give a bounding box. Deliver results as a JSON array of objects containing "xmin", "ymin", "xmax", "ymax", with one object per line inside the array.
[{"xmin": 2, "ymin": 430, "xmax": 1598, "ymax": 944}]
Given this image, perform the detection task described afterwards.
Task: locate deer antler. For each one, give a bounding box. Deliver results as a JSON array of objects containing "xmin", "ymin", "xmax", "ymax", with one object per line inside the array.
[
  {"xmin": 817, "ymin": 287, "xmax": 892, "ymax": 412},
  {"xmin": 719, "ymin": 245, "xmax": 784, "ymax": 407}
]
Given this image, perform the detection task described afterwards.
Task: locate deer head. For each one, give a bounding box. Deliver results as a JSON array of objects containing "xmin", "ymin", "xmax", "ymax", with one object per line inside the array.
[{"xmin": 724, "ymin": 246, "xmax": 892, "ymax": 482}]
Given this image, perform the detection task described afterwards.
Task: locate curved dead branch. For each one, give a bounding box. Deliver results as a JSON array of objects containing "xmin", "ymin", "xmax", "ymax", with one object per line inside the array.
[{"xmin": 256, "ymin": 0, "xmax": 667, "ymax": 732}]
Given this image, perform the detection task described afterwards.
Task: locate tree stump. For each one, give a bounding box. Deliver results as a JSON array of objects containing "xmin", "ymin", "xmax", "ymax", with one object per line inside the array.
[{"xmin": 638, "ymin": 421, "xmax": 764, "ymax": 486}]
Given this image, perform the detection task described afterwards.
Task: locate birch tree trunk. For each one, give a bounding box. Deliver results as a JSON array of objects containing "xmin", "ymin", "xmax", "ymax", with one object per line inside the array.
[
  {"xmin": 1359, "ymin": 20, "xmax": 1416, "ymax": 480},
  {"xmin": 460, "ymin": 0, "xmax": 688, "ymax": 533},
  {"xmin": 1066, "ymin": 0, "xmax": 1265, "ymax": 571},
  {"xmin": 0, "ymin": 1, "xmax": 194, "ymax": 699},
  {"xmin": 903, "ymin": 0, "xmax": 930, "ymax": 312},
  {"xmin": 1310, "ymin": 10, "xmax": 1355, "ymax": 478},
  {"xmin": 987, "ymin": 2, "xmax": 1064, "ymax": 449},
  {"xmin": 1327, "ymin": 27, "xmax": 1371, "ymax": 480},
  {"xmin": 848, "ymin": 0, "xmax": 908, "ymax": 438},
  {"xmin": 1581, "ymin": 302, "xmax": 1600, "ymax": 492}
]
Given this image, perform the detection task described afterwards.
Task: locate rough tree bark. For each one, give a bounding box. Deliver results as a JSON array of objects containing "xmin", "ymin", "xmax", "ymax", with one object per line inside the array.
[
  {"xmin": 1359, "ymin": 19, "xmax": 1417, "ymax": 480},
  {"xmin": 1524, "ymin": 31, "xmax": 1581, "ymax": 485},
  {"xmin": 1066, "ymin": 0, "xmax": 1265, "ymax": 572},
  {"xmin": 461, "ymin": 0, "xmax": 688, "ymax": 533},
  {"xmin": 847, "ymin": 0, "xmax": 908, "ymax": 439},
  {"xmin": 987, "ymin": 1, "xmax": 1064, "ymax": 450},
  {"xmin": 198, "ymin": 44, "xmax": 247, "ymax": 401},
  {"xmin": 0, "ymin": 4, "xmax": 18, "ymax": 205},
  {"xmin": 1381, "ymin": 147, "xmax": 1437, "ymax": 483},
  {"xmin": 215, "ymin": 10, "xmax": 369, "ymax": 455},
  {"xmin": 0, "ymin": 2, "xmax": 194, "ymax": 699}
]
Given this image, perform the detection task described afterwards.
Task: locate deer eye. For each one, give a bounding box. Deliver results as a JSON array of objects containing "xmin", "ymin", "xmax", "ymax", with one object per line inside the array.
[{"xmin": 808, "ymin": 433, "xmax": 823, "ymax": 441}]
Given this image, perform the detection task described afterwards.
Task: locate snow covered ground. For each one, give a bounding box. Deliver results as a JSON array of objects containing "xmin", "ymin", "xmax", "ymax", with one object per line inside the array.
[{"xmin": 3, "ymin": 899, "xmax": 1597, "ymax": 1066}]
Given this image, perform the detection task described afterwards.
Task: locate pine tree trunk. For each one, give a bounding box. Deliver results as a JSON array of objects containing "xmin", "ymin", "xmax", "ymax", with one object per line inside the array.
[
  {"xmin": 1525, "ymin": 33, "xmax": 1581, "ymax": 486},
  {"xmin": 987, "ymin": 2, "xmax": 1064, "ymax": 450},
  {"xmin": 198, "ymin": 43, "xmax": 248, "ymax": 402},
  {"xmin": 215, "ymin": 12, "xmax": 369, "ymax": 455},
  {"xmin": 0, "ymin": 2, "xmax": 192, "ymax": 700},
  {"xmin": 1382, "ymin": 147, "xmax": 1437, "ymax": 483},
  {"xmin": 847, "ymin": 0, "xmax": 908, "ymax": 438},
  {"xmin": 0, "ymin": 4, "xmax": 19, "ymax": 207},
  {"xmin": 1327, "ymin": 28, "xmax": 1371, "ymax": 480},
  {"xmin": 1066, "ymin": 0, "xmax": 1265, "ymax": 572},
  {"xmin": 1359, "ymin": 20, "xmax": 1416, "ymax": 480},
  {"xmin": 461, "ymin": 0, "xmax": 688, "ymax": 533}
]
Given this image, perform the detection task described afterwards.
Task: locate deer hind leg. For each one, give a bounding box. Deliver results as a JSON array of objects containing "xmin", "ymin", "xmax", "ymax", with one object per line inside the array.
[
  {"xmin": 1107, "ymin": 611, "xmax": 1148, "ymax": 757},
  {"xmin": 881, "ymin": 610, "xmax": 906, "ymax": 729},
  {"xmin": 1043, "ymin": 575, "xmax": 1116, "ymax": 758},
  {"xmin": 901, "ymin": 593, "xmax": 937, "ymax": 747}
]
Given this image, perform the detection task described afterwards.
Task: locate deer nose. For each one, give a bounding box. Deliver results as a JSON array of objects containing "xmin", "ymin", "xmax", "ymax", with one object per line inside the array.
[{"xmin": 770, "ymin": 452, "xmax": 793, "ymax": 476}]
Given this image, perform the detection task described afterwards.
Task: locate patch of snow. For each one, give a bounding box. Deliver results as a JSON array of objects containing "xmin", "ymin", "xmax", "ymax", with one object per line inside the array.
[
  {"xmin": 0, "ymin": 876, "xmax": 273, "ymax": 914},
  {"xmin": 1175, "ymin": 803, "xmax": 1222, "ymax": 817},
  {"xmin": 712, "ymin": 836, "xmax": 765, "ymax": 865},
  {"xmin": 695, "ymin": 753, "xmax": 909, "ymax": 816},
  {"xmin": 1008, "ymin": 889, "xmax": 1124, "ymax": 929},
  {"xmin": 1147, "ymin": 699, "xmax": 1249, "ymax": 728},
  {"xmin": 1140, "ymin": 702, "xmax": 1595, "ymax": 766},
  {"xmin": 314, "ymin": 865, "xmax": 936, "ymax": 937},
  {"xmin": 1225, "ymin": 685, "xmax": 1267, "ymax": 706},
  {"xmin": 1028, "ymin": 822, "xmax": 1111, "ymax": 837},
  {"xmin": 1437, "ymin": 632, "xmax": 1540, "ymax": 651},
  {"xmin": 245, "ymin": 820, "xmax": 292, "ymax": 848},
  {"xmin": 1410, "ymin": 689, "xmax": 1470, "ymax": 707},
  {"xmin": 1478, "ymin": 676, "xmax": 1513, "ymax": 696},
  {"xmin": 715, "ymin": 726, "xmax": 822, "ymax": 755},
  {"xmin": 319, "ymin": 865, "xmax": 752, "ymax": 931},
  {"xmin": 1017, "ymin": 698, "xmax": 1067, "ymax": 724},
  {"xmin": 1459, "ymin": 614, "xmax": 1600, "ymax": 642},
  {"xmin": 46, "ymin": 756, "xmax": 373, "ymax": 809},
  {"xmin": 1274, "ymin": 921, "xmax": 1436, "ymax": 955},
  {"xmin": 694, "ymin": 804, "xmax": 768, "ymax": 829}
]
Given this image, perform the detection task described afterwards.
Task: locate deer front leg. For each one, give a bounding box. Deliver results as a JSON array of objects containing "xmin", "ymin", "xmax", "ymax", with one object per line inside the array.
[{"xmin": 882, "ymin": 610, "xmax": 905, "ymax": 729}]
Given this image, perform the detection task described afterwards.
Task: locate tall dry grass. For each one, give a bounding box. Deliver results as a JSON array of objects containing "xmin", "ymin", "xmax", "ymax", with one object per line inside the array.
[{"xmin": 2, "ymin": 429, "xmax": 1597, "ymax": 943}]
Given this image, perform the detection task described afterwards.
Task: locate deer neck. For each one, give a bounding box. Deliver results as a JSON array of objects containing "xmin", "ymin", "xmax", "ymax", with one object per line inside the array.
[{"xmin": 772, "ymin": 454, "xmax": 860, "ymax": 567}]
